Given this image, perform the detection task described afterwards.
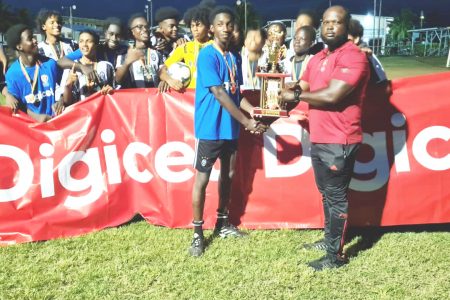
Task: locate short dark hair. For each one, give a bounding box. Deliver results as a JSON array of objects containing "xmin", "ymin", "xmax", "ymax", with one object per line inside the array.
[
  {"xmin": 348, "ymin": 19, "xmax": 364, "ymax": 38},
  {"xmin": 128, "ymin": 13, "xmax": 146, "ymax": 29},
  {"xmin": 36, "ymin": 9, "xmax": 62, "ymax": 35},
  {"xmin": 296, "ymin": 9, "xmax": 318, "ymax": 28},
  {"xmin": 155, "ymin": 7, "xmax": 180, "ymax": 24},
  {"xmin": 209, "ymin": 6, "xmax": 235, "ymax": 25},
  {"xmin": 6, "ymin": 24, "xmax": 30, "ymax": 51},
  {"xmin": 298, "ymin": 25, "xmax": 316, "ymax": 42},
  {"xmin": 103, "ymin": 17, "xmax": 124, "ymax": 34},
  {"xmin": 184, "ymin": 6, "xmax": 211, "ymax": 28},
  {"xmin": 79, "ymin": 29, "xmax": 100, "ymax": 44}
]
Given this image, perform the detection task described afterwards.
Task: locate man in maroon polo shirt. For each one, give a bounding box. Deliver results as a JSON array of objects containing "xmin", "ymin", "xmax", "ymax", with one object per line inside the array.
[{"xmin": 280, "ymin": 5, "xmax": 369, "ymax": 271}]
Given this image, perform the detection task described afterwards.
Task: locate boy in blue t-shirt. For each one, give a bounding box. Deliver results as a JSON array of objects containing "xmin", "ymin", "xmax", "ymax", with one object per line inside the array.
[
  {"xmin": 5, "ymin": 24, "xmax": 62, "ymax": 122},
  {"xmin": 189, "ymin": 6, "xmax": 267, "ymax": 257}
]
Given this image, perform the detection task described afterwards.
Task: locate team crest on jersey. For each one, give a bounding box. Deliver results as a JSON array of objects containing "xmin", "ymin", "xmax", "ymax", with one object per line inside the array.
[
  {"xmin": 41, "ymin": 74, "xmax": 49, "ymax": 86},
  {"xmin": 201, "ymin": 158, "xmax": 207, "ymax": 167},
  {"xmin": 151, "ymin": 53, "xmax": 157, "ymax": 62},
  {"xmin": 99, "ymin": 71, "xmax": 106, "ymax": 83}
]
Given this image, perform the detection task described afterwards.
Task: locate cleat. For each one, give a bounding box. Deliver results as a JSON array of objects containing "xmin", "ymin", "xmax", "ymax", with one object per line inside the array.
[
  {"xmin": 302, "ymin": 239, "xmax": 328, "ymax": 251},
  {"xmin": 188, "ymin": 233, "xmax": 204, "ymax": 257},
  {"xmin": 214, "ymin": 224, "xmax": 247, "ymax": 238},
  {"xmin": 307, "ymin": 254, "xmax": 348, "ymax": 271}
]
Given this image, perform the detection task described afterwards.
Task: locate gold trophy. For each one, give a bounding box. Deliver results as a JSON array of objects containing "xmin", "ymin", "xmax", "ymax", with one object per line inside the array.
[{"xmin": 253, "ymin": 40, "xmax": 289, "ymax": 118}]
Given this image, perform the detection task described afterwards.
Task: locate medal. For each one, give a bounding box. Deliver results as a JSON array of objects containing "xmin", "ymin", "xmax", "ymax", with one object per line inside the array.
[
  {"xmin": 213, "ymin": 43, "xmax": 237, "ymax": 96},
  {"xmin": 140, "ymin": 48, "xmax": 154, "ymax": 82},
  {"xmin": 230, "ymin": 83, "xmax": 236, "ymax": 94},
  {"xmin": 19, "ymin": 57, "xmax": 40, "ymax": 103}
]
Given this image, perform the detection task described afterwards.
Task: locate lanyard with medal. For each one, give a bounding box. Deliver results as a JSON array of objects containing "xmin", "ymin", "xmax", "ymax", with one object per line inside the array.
[
  {"xmin": 140, "ymin": 48, "xmax": 153, "ymax": 82},
  {"xmin": 291, "ymin": 58, "xmax": 302, "ymax": 82},
  {"xmin": 49, "ymin": 41, "xmax": 65, "ymax": 59},
  {"xmin": 213, "ymin": 42, "xmax": 237, "ymax": 94},
  {"xmin": 19, "ymin": 57, "xmax": 40, "ymax": 104}
]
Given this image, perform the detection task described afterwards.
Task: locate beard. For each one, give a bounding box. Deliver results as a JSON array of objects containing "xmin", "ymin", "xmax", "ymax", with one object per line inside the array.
[{"xmin": 321, "ymin": 33, "xmax": 348, "ymax": 49}]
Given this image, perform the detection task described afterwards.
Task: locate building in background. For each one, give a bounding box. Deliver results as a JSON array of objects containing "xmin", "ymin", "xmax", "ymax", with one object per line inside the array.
[
  {"xmin": 60, "ymin": 16, "xmax": 105, "ymax": 41},
  {"xmin": 349, "ymin": 14, "xmax": 394, "ymax": 54}
]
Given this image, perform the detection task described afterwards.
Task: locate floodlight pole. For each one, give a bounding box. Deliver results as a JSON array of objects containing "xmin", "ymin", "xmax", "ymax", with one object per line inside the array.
[
  {"xmin": 62, "ymin": 5, "xmax": 77, "ymax": 38},
  {"xmin": 148, "ymin": 0, "xmax": 153, "ymax": 31},
  {"xmin": 236, "ymin": 0, "xmax": 247, "ymax": 33},
  {"xmin": 420, "ymin": 10, "xmax": 424, "ymax": 29},
  {"xmin": 372, "ymin": 0, "xmax": 376, "ymax": 53},
  {"xmin": 377, "ymin": 0, "xmax": 382, "ymax": 55}
]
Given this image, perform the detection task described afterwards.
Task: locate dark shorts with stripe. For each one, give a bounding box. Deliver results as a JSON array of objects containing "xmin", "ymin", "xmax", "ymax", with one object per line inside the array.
[{"xmin": 194, "ymin": 139, "xmax": 238, "ymax": 173}]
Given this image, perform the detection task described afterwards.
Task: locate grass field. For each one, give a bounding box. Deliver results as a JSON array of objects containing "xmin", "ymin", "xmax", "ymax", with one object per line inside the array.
[
  {"xmin": 1, "ymin": 56, "xmax": 449, "ymax": 299},
  {"xmin": 380, "ymin": 56, "xmax": 449, "ymax": 79}
]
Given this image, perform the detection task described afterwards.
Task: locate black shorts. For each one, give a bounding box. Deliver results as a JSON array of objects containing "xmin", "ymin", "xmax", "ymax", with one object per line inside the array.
[{"xmin": 194, "ymin": 139, "xmax": 238, "ymax": 173}]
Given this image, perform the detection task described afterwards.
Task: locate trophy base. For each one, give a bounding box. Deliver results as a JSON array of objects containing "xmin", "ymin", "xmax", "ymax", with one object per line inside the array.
[{"xmin": 253, "ymin": 107, "xmax": 289, "ymax": 118}]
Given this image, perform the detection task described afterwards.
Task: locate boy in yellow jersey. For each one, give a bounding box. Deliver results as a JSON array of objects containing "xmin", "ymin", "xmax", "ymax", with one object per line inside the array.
[{"xmin": 159, "ymin": 5, "xmax": 212, "ymax": 92}]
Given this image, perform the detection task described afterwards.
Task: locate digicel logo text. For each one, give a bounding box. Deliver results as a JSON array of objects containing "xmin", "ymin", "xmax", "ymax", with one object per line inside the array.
[{"xmin": 0, "ymin": 113, "xmax": 448, "ymax": 209}]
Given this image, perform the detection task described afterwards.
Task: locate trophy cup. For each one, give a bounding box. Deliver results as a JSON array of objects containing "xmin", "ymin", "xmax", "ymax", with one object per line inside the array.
[{"xmin": 253, "ymin": 40, "xmax": 290, "ymax": 118}]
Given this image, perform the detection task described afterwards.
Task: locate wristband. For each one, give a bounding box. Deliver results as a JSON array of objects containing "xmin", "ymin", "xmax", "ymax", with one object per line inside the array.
[{"xmin": 294, "ymin": 86, "xmax": 301, "ymax": 103}]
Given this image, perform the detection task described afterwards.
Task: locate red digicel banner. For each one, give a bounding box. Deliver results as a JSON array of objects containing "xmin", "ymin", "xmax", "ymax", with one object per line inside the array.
[{"xmin": 0, "ymin": 73, "xmax": 449, "ymax": 245}]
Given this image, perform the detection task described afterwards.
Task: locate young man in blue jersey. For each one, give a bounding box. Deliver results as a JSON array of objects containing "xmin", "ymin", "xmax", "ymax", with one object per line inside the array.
[
  {"xmin": 189, "ymin": 6, "xmax": 267, "ymax": 257},
  {"xmin": 5, "ymin": 24, "xmax": 63, "ymax": 122}
]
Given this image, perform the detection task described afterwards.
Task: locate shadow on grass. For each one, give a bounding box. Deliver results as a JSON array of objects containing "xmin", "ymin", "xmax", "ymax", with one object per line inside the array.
[
  {"xmin": 117, "ymin": 214, "xmax": 146, "ymax": 228},
  {"xmin": 345, "ymin": 223, "xmax": 450, "ymax": 258},
  {"xmin": 204, "ymin": 232, "xmax": 219, "ymax": 249}
]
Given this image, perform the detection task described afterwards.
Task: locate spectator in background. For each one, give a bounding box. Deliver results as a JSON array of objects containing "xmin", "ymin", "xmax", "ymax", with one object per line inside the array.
[
  {"xmin": 151, "ymin": 7, "xmax": 184, "ymax": 62},
  {"xmin": 230, "ymin": 21, "xmax": 244, "ymax": 54},
  {"xmin": 283, "ymin": 25, "xmax": 315, "ymax": 83},
  {"xmin": 159, "ymin": 5, "xmax": 212, "ymax": 92},
  {"xmin": 0, "ymin": 44, "xmax": 8, "ymax": 92},
  {"xmin": 286, "ymin": 10, "xmax": 320, "ymax": 59},
  {"xmin": 115, "ymin": 14, "xmax": 163, "ymax": 89},
  {"xmin": 36, "ymin": 9, "xmax": 77, "ymax": 61},
  {"xmin": 58, "ymin": 17, "xmax": 127, "ymax": 87},
  {"xmin": 5, "ymin": 24, "xmax": 63, "ymax": 122},
  {"xmin": 240, "ymin": 28, "xmax": 266, "ymax": 90},
  {"xmin": 59, "ymin": 30, "xmax": 114, "ymax": 105},
  {"xmin": 260, "ymin": 22, "xmax": 287, "ymax": 72},
  {"xmin": 348, "ymin": 19, "xmax": 387, "ymax": 84}
]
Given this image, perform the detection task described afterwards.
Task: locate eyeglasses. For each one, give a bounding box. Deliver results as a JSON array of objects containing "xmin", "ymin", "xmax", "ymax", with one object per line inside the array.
[{"xmin": 130, "ymin": 24, "xmax": 149, "ymax": 31}]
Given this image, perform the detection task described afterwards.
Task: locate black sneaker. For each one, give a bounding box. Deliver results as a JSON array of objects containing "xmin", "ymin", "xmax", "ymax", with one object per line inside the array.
[
  {"xmin": 302, "ymin": 239, "xmax": 328, "ymax": 251},
  {"xmin": 214, "ymin": 224, "xmax": 247, "ymax": 238},
  {"xmin": 188, "ymin": 233, "xmax": 204, "ymax": 257},
  {"xmin": 307, "ymin": 254, "xmax": 348, "ymax": 271}
]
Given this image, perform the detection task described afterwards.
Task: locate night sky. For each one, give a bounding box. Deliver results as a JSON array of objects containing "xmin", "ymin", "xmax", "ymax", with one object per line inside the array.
[{"xmin": 3, "ymin": 0, "xmax": 450, "ymax": 27}]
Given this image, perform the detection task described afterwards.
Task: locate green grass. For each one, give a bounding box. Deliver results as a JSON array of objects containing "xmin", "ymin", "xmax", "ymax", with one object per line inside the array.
[
  {"xmin": 1, "ymin": 221, "xmax": 449, "ymax": 299},
  {"xmin": 379, "ymin": 56, "xmax": 449, "ymax": 79},
  {"xmin": 1, "ymin": 56, "xmax": 450, "ymax": 299}
]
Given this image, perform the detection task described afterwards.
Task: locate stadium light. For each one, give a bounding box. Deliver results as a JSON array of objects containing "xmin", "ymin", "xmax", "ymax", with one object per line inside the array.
[
  {"xmin": 61, "ymin": 4, "xmax": 77, "ymax": 38},
  {"xmin": 420, "ymin": 10, "xmax": 424, "ymax": 28}
]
